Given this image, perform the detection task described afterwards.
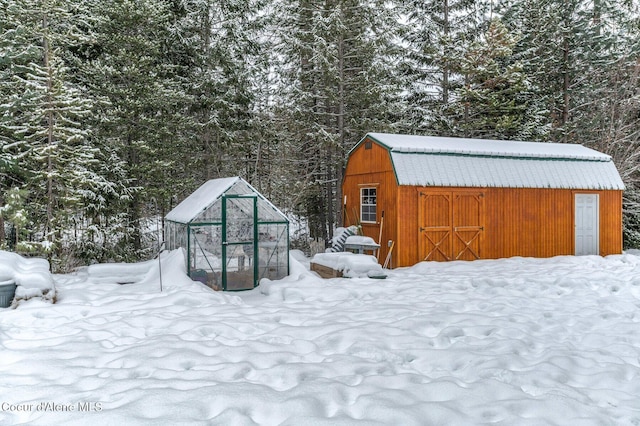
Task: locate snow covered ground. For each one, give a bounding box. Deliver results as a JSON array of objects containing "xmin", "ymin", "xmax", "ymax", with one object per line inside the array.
[{"xmin": 2, "ymin": 249, "xmax": 640, "ymax": 425}]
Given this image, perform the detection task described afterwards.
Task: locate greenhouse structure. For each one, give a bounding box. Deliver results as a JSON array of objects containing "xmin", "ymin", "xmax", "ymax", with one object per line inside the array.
[{"xmin": 165, "ymin": 177, "xmax": 289, "ymax": 291}]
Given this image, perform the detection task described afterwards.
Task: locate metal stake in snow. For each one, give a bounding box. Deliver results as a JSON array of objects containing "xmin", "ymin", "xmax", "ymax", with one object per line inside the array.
[
  {"xmin": 158, "ymin": 242, "xmax": 164, "ymax": 293},
  {"xmin": 153, "ymin": 197, "xmax": 164, "ymax": 293}
]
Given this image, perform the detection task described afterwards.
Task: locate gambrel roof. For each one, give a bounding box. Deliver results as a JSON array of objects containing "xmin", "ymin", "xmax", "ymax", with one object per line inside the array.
[{"xmin": 360, "ymin": 133, "xmax": 625, "ymax": 190}]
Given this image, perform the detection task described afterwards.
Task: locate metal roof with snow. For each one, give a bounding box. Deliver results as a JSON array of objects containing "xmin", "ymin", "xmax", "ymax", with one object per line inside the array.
[{"xmin": 362, "ymin": 133, "xmax": 624, "ymax": 190}]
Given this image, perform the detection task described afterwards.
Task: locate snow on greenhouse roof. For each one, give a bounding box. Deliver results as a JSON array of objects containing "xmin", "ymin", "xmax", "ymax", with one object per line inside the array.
[
  {"xmin": 359, "ymin": 133, "xmax": 624, "ymax": 190},
  {"xmin": 165, "ymin": 177, "xmax": 239, "ymax": 223},
  {"xmin": 165, "ymin": 176, "xmax": 290, "ymax": 224}
]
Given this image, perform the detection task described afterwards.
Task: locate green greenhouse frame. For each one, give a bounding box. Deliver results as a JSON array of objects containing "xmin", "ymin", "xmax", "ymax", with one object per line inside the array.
[{"xmin": 165, "ymin": 177, "xmax": 289, "ymax": 291}]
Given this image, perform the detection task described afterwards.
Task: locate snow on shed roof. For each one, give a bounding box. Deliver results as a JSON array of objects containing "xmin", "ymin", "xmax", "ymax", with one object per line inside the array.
[
  {"xmin": 366, "ymin": 133, "xmax": 612, "ymax": 161},
  {"xmin": 391, "ymin": 152, "xmax": 625, "ymax": 190},
  {"xmin": 165, "ymin": 177, "xmax": 239, "ymax": 223},
  {"xmin": 360, "ymin": 133, "xmax": 624, "ymax": 190}
]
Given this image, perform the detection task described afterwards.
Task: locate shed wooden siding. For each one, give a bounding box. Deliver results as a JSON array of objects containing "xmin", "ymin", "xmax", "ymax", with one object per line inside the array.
[
  {"xmin": 342, "ymin": 137, "xmax": 623, "ymax": 268},
  {"xmin": 393, "ymin": 187, "xmax": 622, "ymax": 267},
  {"xmin": 482, "ymin": 188, "xmax": 622, "ymax": 259},
  {"xmin": 342, "ymin": 141, "xmax": 397, "ymax": 264}
]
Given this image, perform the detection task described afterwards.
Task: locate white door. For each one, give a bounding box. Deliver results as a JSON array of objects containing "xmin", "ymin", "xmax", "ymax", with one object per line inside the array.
[{"xmin": 575, "ymin": 194, "xmax": 599, "ymax": 255}]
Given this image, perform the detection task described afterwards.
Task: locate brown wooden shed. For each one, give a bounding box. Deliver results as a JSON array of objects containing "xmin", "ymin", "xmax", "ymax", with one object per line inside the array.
[{"xmin": 342, "ymin": 133, "xmax": 625, "ymax": 268}]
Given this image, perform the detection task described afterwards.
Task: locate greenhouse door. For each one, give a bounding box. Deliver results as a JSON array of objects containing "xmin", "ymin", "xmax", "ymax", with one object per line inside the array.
[{"xmin": 222, "ymin": 195, "xmax": 258, "ymax": 291}]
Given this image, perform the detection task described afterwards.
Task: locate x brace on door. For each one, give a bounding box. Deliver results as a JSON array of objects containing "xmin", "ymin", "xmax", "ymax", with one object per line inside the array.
[
  {"xmin": 454, "ymin": 227, "xmax": 481, "ymax": 260},
  {"xmin": 422, "ymin": 227, "xmax": 451, "ymax": 261}
]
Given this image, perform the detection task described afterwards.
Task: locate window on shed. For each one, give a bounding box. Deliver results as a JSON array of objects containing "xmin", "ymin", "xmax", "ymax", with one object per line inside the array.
[{"xmin": 360, "ymin": 187, "xmax": 377, "ymax": 223}]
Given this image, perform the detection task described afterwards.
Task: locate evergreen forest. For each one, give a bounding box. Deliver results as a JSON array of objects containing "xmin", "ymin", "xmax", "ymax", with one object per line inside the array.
[{"xmin": 1, "ymin": 0, "xmax": 640, "ymax": 269}]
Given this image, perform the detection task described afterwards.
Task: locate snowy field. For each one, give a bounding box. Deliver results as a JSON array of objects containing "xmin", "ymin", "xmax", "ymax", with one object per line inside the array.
[{"xmin": 2, "ymin": 249, "xmax": 640, "ymax": 425}]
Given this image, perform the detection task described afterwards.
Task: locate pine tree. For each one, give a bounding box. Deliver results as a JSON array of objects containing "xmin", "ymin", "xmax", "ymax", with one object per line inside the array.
[
  {"xmin": 79, "ymin": 0, "xmax": 194, "ymax": 259},
  {"xmin": 401, "ymin": 0, "xmax": 487, "ymax": 134},
  {"xmin": 498, "ymin": 0, "xmax": 635, "ymax": 142},
  {"xmin": 170, "ymin": 0, "xmax": 265, "ymax": 187},
  {"xmin": 0, "ymin": 0, "xmax": 32, "ymax": 246},
  {"xmin": 447, "ymin": 19, "xmax": 549, "ymax": 140},
  {"xmin": 0, "ymin": 187, "xmax": 29, "ymax": 251},
  {"xmin": 276, "ymin": 0, "xmax": 405, "ymax": 243},
  {"xmin": 0, "ymin": 0, "xmax": 113, "ymax": 264},
  {"xmin": 499, "ymin": 0, "xmax": 640, "ymax": 246}
]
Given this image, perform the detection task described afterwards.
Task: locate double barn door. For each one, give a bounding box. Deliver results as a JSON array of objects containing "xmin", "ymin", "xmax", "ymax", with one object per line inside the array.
[{"xmin": 418, "ymin": 190, "xmax": 484, "ymax": 261}]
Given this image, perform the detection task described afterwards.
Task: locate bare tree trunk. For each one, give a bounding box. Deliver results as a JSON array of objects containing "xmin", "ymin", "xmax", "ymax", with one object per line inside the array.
[
  {"xmin": 44, "ymin": 12, "xmax": 55, "ymax": 241},
  {"xmin": 464, "ymin": 73, "xmax": 470, "ymax": 137},
  {"xmin": 442, "ymin": 0, "xmax": 450, "ymax": 105},
  {"xmin": 202, "ymin": 1, "xmax": 214, "ymax": 182},
  {"xmin": 127, "ymin": 134, "xmax": 142, "ymax": 253},
  {"xmin": 324, "ymin": 91, "xmax": 334, "ymax": 241},
  {"xmin": 336, "ymin": 32, "xmax": 345, "ymax": 227},
  {"xmin": 593, "ymin": 0, "xmax": 601, "ymax": 36},
  {"xmin": 561, "ymin": 0, "xmax": 571, "ymax": 141},
  {"xmin": 0, "ymin": 191, "xmax": 5, "ymax": 245},
  {"xmin": 562, "ymin": 37, "xmax": 570, "ymax": 137}
]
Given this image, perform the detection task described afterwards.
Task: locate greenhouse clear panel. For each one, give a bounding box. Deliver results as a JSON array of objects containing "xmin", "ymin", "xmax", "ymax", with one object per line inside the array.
[
  {"xmin": 257, "ymin": 223, "xmax": 289, "ymax": 281},
  {"xmin": 188, "ymin": 225, "xmax": 223, "ymax": 290}
]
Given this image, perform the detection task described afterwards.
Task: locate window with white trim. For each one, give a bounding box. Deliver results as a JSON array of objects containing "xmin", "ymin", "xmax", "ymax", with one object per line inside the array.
[{"xmin": 360, "ymin": 187, "xmax": 377, "ymax": 223}]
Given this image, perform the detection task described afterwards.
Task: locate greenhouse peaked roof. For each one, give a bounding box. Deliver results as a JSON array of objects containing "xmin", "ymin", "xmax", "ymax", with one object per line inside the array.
[{"xmin": 166, "ymin": 176, "xmax": 241, "ymax": 223}]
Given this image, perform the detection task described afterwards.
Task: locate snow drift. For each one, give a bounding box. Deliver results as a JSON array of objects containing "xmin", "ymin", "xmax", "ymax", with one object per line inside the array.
[
  {"xmin": 2, "ymin": 250, "xmax": 640, "ymax": 425},
  {"xmin": 0, "ymin": 250, "xmax": 55, "ymax": 307}
]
